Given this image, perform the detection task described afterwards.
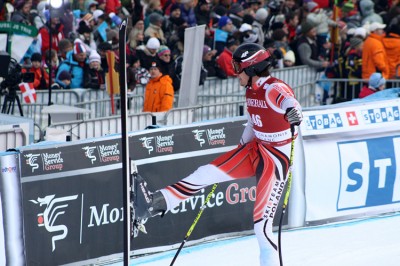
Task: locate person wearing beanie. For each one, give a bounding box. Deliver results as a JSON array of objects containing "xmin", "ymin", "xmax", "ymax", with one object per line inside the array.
[
  {"xmin": 77, "ymin": 20, "xmax": 95, "ymax": 52},
  {"xmin": 127, "ymin": 55, "xmax": 151, "ymax": 92},
  {"xmin": 22, "ymin": 52, "xmax": 50, "ymax": 90},
  {"xmin": 359, "ymin": 72, "xmax": 386, "ymax": 98},
  {"xmin": 283, "ymin": 50, "xmax": 296, "ymax": 67},
  {"xmin": 84, "ymin": 50, "xmax": 105, "ymax": 90},
  {"xmin": 56, "ymin": 42, "xmax": 88, "ymax": 89},
  {"xmin": 135, "ymin": 37, "xmax": 161, "ymax": 70},
  {"xmin": 106, "ymin": 28, "xmax": 119, "ymax": 50},
  {"xmin": 51, "ymin": 70, "xmax": 71, "ymax": 90},
  {"xmin": 215, "ymin": 16, "xmax": 234, "ymax": 55},
  {"xmin": 306, "ymin": 1, "xmax": 337, "ymax": 56},
  {"xmin": 194, "ymin": 0, "xmax": 211, "ymax": 26},
  {"xmin": 216, "ymin": 37, "xmax": 240, "ymax": 77},
  {"xmin": 143, "ymin": 61, "xmax": 174, "ymax": 112},
  {"xmin": 229, "ymin": 3, "xmax": 245, "ymax": 28},
  {"xmin": 145, "ymin": 12, "xmax": 166, "ymax": 44},
  {"xmin": 343, "ymin": 37, "xmax": 364, "ymax": 100},
  {"xmin": 38, "ymin": 15, "xmax": 65, "ymax": 56},
  {"xmin": 296, "ymin": 21, "xmax": 330, "ymax": 69},
  {"xmin": 156, "ymin": 45, "xmax": 175, "ymax": 79},
  {"xmin": 252, "ymin": 8, "xmax": 268, "ymax": 46}
]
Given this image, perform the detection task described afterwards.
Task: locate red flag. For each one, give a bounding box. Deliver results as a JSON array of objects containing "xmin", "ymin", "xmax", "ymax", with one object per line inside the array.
[{"xmin": 19, "ymin": 82, "xmax": 37, "ymax": 103}]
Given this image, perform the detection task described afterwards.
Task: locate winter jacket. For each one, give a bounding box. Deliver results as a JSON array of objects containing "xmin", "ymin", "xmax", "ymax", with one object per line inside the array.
[
  {"xmin": 56, "ymin": 51, "xmax": 88, "ymax": 89},
  {"xmin": 382, "ymin": 33, "xmax": 400, "ymax": 79},
  {"xmin": 296, "ymin": 36, "xmax": 324, "ymax": 69},
  {"xmin": 143, "ymin": 75, "xmax": 174, "ymax": 112},
  {"xmin": 22, "ymin": 66, "xmax": 49, "ymax": 90},
  {"xmin": 135, "ymin": 45, "xmax": 158, "ymax": 70},
  {"xmin": 105, "ymin": 0, "xmax": 122, "ymax": 15},
  {"xmin": 216, "ymin": 48, "xmax": 236, "ymax": 77},
  {"xmin": 361, "ymin": 33, "xmax": 389, "ymax": 79},
  {"xmin": 144, "ymin": 23, "xmax": 166, "ymax": 44},
  {"xmin": 38, "ymin": 23, "xmax": 65, "ymax": 55},
  {"xmin": 359, "ymin": 85, "xmax": 376, "ymax": 98},
  {"xmin": 83, "ymin": 67, "xmax": 105, "ymax": 90}
]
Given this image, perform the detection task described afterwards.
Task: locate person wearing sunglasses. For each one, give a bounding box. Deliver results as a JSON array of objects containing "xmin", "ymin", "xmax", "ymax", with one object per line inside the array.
[{"xmin": 133, "ymin": 43, "xmax": 302, "ymax": 266}]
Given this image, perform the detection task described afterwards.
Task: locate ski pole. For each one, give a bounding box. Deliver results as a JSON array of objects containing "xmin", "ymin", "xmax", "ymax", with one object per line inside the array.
[
  {"xmin": 170, "ymin": 183, "xmax": 218, "ymax": 266},
  {"xmin": 278, "ymin": 125, "xmax": 296, "ymax": 266}
]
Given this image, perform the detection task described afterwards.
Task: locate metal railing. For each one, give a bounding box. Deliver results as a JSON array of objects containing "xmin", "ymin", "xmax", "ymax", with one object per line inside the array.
[{"xmin": 0, "ymin": 65, "xmax": 327, "ymax": 142}]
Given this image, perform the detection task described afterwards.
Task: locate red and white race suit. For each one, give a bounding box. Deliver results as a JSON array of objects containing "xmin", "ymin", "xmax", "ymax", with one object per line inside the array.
[{"xmin": 160, "ymin": 76, "xmax": 301, "ymax": 266}]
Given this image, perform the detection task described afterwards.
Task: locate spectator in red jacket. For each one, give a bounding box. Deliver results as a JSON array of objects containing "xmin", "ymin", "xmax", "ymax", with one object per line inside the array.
[
  {"xmin": 105, "ymin": 0, "xmax": 122, "ymax": 15},
  {"xmin": 359, "ymin": 72, "xmax": 386, "ymax": 98},
  {"xmin": 216, "ymin": 37, "xmax": 240, "ymax": 77},
  {"xmin": 38, "ymin": 16, "xmax": 65, "ymax": 58}
]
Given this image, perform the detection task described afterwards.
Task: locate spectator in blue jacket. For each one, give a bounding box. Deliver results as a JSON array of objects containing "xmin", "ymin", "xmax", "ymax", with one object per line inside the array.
[{"xmin": 56, "ymin": 42, "xmax": 88, "ymax": 88}]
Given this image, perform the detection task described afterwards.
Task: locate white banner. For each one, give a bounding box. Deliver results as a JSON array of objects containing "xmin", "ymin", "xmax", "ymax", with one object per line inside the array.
[
  {"xmin": 178, "ymin": 25, "xmax": 205, "ymax": 107},
  {"xmin": 301, "ymin": 99, "xmax": 400, "ymax": 223}
]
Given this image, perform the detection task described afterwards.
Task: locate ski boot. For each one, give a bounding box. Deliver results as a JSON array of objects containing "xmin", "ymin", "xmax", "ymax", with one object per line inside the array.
[{"xmin": 132, "ymin": 173, "xmax": 167, "ymax": 237}]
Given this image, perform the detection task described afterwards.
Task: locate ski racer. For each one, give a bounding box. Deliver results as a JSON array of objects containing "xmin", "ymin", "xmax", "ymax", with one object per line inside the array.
[{"xmin": 134, "ymin": 43, "xmax": 303, "ymax": 266}]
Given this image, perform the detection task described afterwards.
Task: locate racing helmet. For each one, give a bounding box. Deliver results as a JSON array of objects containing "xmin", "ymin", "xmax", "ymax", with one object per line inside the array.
[{"xmin": 231, "ymin": 43, "xmax": 272, "ymax": 77}]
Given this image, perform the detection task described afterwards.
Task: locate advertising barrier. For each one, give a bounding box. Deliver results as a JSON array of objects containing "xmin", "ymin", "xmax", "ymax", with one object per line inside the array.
[
  {"xmin": 18, "ymin": 117, "xmax": 291, "ymax": 265},
  {"xmin": 0, "ymin": 152, "xmax": 25, "ymax": 265},
  {"xmin": 301, "ymin": 98, "xmax": 400, "ymax": 224}
]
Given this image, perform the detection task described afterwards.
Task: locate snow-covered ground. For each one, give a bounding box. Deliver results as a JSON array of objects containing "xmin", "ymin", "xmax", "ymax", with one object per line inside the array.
[{"xmin": 107, "ymin": 212, "xmax": 400, "ymax": 266}]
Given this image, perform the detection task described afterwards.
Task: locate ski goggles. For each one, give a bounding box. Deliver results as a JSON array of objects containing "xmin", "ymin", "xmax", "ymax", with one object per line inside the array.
[{"xmin": 232, "ymin": 60, "xmax": 244, "ymax": 74}]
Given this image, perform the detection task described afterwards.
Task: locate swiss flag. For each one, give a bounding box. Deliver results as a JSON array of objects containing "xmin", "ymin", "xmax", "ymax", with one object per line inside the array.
[{"xmin": 19, "ymin": 83, "xmax": 37, "ymax": 103}]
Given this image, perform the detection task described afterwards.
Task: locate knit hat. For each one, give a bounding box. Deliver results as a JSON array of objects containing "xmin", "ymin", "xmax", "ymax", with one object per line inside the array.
[
  {"xmin": 146, "ymin": 37, "xmax": 161, "ymax": 50},
  {"xmin": 149, "ymin": 61, "xmax": 161, "ymax": 70},
  {"xmin": 89, "ymin": 50, "xmax": 101, "ymax": 63},
  {"xmin": 97, "ymin": 41, "xmax": 112, "ymax": 51},
  {"xmin": 203, "ymin": 45, "xmax": 216, "ymax": 56},
  {"xmin": 239, "ymin": 23, "xmax": 253, "ymax": 32},
  {"xmin": 31, "ymin": 53, "xmax": 42, "ymax": 62},
  {"xmin": 255, "ymin": 8, "xmax": 268, "ymax": 23},
  {"xmin": 284, "ymin": 50, "xmax": 295, "ymax": 63},
  {"xmin": 307, "ymin": 2, "xmax": 319, "ymax": 12},
  {"xmin": 93, "ymin": 10, "xmax": 104, "ymax": 22},
  {"xmin": 214, "ymin": 5, "xmax": 227, "ymax": 16},
  {"xmin": 301, "ymin": 21, "xmax": 315, "ymax": 34},
  {"xmin": 349, "ymin": 37, "xmax": 363, "ymax": 48},
  {"xmin": 369, "ymin": 72, "xmax": 386, "ymax": 89},
  {"xmin": 157, "ymin": 45, "xmax": 171, "ymax": 57},
  {"xmin": 218, "ymin": 16, "xmax": 232, "ymax": 28},
  {"xmin": 77, "ymin": 20, "xmax": 92, "ymax": 34},
  {"xmin": 106, "ymin": 28, "xmax": 118, "ymax": 42},
  {"xmin": 170, "ymin": 3, "xmax": 181, "ymax": 12},
  {"xmin": 272, "ymin": 28, "xmax": 287, "ymax": 41},
  {"xmin": 341, "ymin": 2, "xmax": 354, "ymax": 12},
  {"xmin": 58, "ymin": 70, "xmax": 72, "ymax": 81},
  {"xmin": 73, "ymin": 42, "xmax": 87, "ymax": 54},
  {"xmin": 148, "ymin": 12, "xmax": 164, "ymax": 25},
  {"xmin": 230, "ymin": 3, "xmax": 244, "ymax": 14}
]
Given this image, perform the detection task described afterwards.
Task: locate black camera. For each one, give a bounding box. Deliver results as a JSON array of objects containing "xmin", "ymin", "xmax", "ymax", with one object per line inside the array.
[{"xmin": 0, "ymin": 51, "xmax": 34, "ymax": 96}]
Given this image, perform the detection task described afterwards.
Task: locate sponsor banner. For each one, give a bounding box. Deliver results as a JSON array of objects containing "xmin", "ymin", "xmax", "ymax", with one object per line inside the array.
[
  {"xmin": 20, "ymin": 139, "xmax": 122, "ymax": 177},
  {"xmin": 130, "ymin": 119, "xmax": 245, "ymax": 159},
  {"xmin": 302, "ymin": 100, "xmax": 400, "ymax": 223},
  {"xmin": 23, "ymin": 169, "xmax": 124, "ymax": 265},
  {"xmin": 301, "ymin": 99, "xmax": 400, "ymax": 137},
  {"xmin": 0, "ymin": 153, "xmax": 25, "ymax": 265}
]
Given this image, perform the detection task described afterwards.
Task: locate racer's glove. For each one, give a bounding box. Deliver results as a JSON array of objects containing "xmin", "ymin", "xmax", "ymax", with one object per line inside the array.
[{"xmin": 285, "ymin": 106, "xmax": 303, "ymax": 126}]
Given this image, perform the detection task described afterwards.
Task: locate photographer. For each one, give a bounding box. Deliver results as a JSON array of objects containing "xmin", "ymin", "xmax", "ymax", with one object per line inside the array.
[{"xmin": 22, "ymin": 53, "xmax": 49, "ymax": 90}]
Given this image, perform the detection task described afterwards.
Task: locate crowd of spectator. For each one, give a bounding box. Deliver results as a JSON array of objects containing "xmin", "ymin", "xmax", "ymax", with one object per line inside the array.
[{"xmin": 1, "ymin": 0, "xmax": 400, "ymax": 106}]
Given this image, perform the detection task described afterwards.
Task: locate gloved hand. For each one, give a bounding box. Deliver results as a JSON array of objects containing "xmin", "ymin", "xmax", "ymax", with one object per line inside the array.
[{"xmin": 285, "ymin": 106, "xmax": 303, "ymax": 126}]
